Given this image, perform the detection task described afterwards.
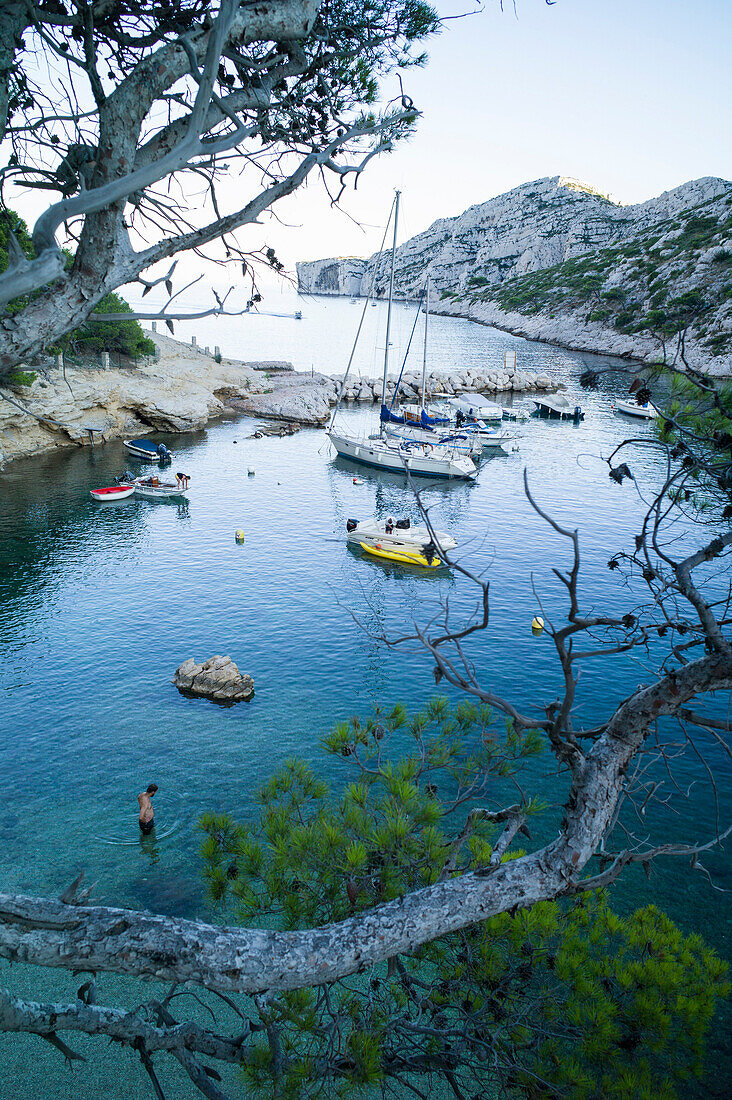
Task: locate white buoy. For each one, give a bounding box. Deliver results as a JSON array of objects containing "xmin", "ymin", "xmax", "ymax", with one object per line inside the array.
[
  {"xmin": 531, "ymin": 616, "xmax": 544, "ymax": 636},
  {"xmin": 247, "ymin": 467, "xmax": 255, "ymax": 476}
]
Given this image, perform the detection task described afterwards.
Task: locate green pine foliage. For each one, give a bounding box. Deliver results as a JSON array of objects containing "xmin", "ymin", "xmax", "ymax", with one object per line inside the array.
[
  {"xmin": 199, "ymin": 700, "xmax": 727, "ymax": 1099},
  {"xmin": 68, "ymin": 292, "xmax": 155, "ymax": 357}
]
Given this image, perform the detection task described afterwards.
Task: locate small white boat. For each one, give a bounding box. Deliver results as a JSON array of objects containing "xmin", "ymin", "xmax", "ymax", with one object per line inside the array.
[
  {"xmin": 346, "ymin": 518, "xmax": 457, "ymax": 554},
  {"xmin": 90, "ymin": 484, "xmax": 135, "ymax": 502},
  {"xmin": 448, "ymin": 392, "xmax": 505, "ymax": 422},
  {"xmin": 124, "ymin": 439, "xmax": 172, "ymax": 462},
  {"xmin": 614, "ymin": 399, "xmax": 657, "ymax": 419},
  {"xmin": 133, "ymin": 474, "xmax": 189, "ymax": 500}
]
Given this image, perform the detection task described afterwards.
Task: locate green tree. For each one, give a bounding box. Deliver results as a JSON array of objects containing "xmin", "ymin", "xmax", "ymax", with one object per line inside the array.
[
  {"xmin": 65, "ymin": 292, "xmax": 155, "ymax": 358},
  {"xmin": 199, "ymin": 700, "xmax": 728, "ymax": 1099},
  {"xmin": 0, "ymin": 209, "xmax": 153, "ymax": 358}
]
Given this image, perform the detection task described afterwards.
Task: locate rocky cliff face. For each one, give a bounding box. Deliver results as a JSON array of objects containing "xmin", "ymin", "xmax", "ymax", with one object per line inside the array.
[
  {"xmin": 297, "ymin": 176, "xmax": 732, "ymax": 373},
  {"xmin": 0, "ymin": 333, "xmax": 331, "ymax": 468}
]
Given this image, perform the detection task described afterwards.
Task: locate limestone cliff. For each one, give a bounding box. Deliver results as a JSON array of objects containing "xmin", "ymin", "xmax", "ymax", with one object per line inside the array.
[{"xmin": 297, "ymin": 176, "xmax": 732, "ymax": 373}]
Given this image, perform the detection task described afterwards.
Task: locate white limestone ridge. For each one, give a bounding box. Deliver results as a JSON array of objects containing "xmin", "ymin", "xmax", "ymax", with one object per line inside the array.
[{"xmin": 296, "ymin": 175, "xmax": 732, "ymax": 372}]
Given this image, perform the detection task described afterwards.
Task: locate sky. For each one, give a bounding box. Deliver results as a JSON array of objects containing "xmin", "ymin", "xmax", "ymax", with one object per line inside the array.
[{"xmin": 8, "ymin": 0, "xmax": 732, "ymax": 296}]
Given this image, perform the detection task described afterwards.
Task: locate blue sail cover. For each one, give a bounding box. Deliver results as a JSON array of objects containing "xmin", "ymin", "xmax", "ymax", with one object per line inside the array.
[
  {"xmin": 421, "ymin": 409, "xmax": 450, "ymax": 428},
  {"xmin": 380, "ymin": 404, "xmax": 405, "ymax": 425}
]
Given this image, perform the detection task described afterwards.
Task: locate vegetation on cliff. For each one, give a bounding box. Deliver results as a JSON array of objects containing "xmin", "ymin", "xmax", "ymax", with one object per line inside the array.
[{"xmin": 461, "ymin": 195, "xmax": 732, "ymax": 363}]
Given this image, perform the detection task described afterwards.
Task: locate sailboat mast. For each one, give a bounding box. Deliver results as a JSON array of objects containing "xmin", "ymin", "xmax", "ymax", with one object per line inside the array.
[
  {"xmin": 420, "ymin": 274, "xmax": 430, "ymax": 414},
  {"xmin": 380, "ymin": 190, "xmax": 401, "ymax": 419}
]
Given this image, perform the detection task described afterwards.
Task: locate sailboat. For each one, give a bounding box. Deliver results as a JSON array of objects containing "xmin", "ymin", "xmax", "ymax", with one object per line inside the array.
[
  {"xmin": 327, "ymin": 193, "xmax": 477, "ymax": 481},
  {"xmin": 383, "ymin": 276, "xmax": 482, "ymax": 460}
]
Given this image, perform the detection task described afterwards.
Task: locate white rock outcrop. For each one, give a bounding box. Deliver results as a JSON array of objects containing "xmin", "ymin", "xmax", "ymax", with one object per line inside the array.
[
  {"xmin": 173, "ymin": 655, "xmax": 254, "ymax": 703},
  {"xmin": 0, "ymin": 334, "xmax": 331, "ymax": 467}
]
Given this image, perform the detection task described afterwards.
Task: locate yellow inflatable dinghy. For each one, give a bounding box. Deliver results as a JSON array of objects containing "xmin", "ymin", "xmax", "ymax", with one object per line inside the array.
[{"xmin": 359, "ymin": 541, "xmax": 442, "ymax": 569}]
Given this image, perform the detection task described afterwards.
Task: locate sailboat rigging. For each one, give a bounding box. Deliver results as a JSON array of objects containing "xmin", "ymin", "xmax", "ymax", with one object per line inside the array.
[{"xmin": 327, "ymin": 193, "xmax": 477, "ymax": 481}]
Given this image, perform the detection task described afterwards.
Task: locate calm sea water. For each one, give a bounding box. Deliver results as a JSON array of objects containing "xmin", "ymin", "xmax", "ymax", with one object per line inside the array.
[{"xmin": 0, "ymin": 296, "xmax": 729, "ymax": 1097}]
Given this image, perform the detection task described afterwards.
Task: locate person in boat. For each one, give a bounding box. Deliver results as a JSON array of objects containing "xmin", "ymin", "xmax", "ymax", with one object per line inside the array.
[
  {"xmin": 385, "ymin": 517, "xmax": 394, "ymax": 534},
  {"xmin": 137, "ymin": 783, "xmax": 158, "ymax": 834}
]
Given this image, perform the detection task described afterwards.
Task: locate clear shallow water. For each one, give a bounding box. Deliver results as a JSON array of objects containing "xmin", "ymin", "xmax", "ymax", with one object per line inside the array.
[{"xmin": 1, "ymin": 308, "xmax": 730, "ymax": 1097}]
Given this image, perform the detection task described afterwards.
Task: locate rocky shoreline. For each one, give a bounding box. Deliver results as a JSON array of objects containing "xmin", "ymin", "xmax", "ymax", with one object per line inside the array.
[
  {"xmin": 297, "ymin": 175, "xmax": 732, "ymax": 377},
  {"xmin": 0, "ymin": 332, "xmax": 334, "ymax": 469},
  {"xmin": 0, "ymin": 326, "xmax": 562, "ymax": 469}
]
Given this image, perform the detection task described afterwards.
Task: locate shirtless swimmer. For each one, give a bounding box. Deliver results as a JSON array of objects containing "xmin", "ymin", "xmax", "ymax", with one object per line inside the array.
[{"xmin": 138, "ymin": 784, "xmax": 158, "ymax": 834}]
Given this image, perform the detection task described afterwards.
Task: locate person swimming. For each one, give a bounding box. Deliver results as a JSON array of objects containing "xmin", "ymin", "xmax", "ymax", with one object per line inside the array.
[{"xmin": 137, "ymin": 783, "xmax": 158, "ymax": 834}]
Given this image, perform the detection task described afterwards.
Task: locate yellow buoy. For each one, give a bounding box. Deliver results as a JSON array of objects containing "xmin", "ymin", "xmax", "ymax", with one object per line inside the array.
[
  {"xmin": 235, "ymin": 530, "xmax": 245, "ymax": 543},
  {"xmin": 531, "ymin": 616, "xmax": 544, "ymax": 636}
]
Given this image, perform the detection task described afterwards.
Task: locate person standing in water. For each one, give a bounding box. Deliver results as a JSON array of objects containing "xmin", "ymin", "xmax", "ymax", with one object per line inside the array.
[{"xmin": 137, "ymin": 783, "xmax": 158, "ymax": 834}]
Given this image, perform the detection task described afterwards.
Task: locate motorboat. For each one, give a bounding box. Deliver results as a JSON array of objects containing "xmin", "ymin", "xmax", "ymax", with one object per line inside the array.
[
  {"xmin": 614, "ymin": 399, "xmax": 657, "ymax": 419},
  {"xmin": 90, "ymin": 484, "xmax": 135, "ymax": 502},
  {"xmin": 533, "ymin": 395, "xmax": 584, "ymax": 421},
  {"xmin": 448, "ymin": 392, "xmax": 505, "ymax": 422},
  {"xmin": 133, "ymin": 473, "xmax": 189, "ymax": 500},
  {"xmin": 326, "ymin": 193, "xmax": 477, "ymax": 483},
  {"xmin": 359, "ymin": 541, "xmax": 443, "ymax": 569},
  {"xmin": 346, "ymin": 517, "xmax": 458, "ymax": 554},
  {"xmin": 124, "ymin": 438, "xmax": 172, "ymax": 462}
]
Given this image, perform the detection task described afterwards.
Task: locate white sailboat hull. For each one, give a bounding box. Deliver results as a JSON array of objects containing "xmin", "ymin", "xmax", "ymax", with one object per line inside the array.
[
  {"xmin": 385, "ymin": 425, "xmax": 483, "ymax": 459},
  {"xmin": 328, "ymin": 431, "xmax": 477, "ymax": 480}
]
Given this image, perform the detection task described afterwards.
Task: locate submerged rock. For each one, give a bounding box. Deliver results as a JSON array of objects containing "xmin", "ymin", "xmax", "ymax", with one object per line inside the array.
[{"xmin": 173, "ymin": 655, "xmax": 254, "ymax": 703}]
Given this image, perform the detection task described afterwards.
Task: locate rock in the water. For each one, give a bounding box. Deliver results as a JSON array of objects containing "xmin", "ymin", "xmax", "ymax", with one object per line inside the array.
[{"xmin": 173, "ymin": 655, "xmax": 254, "ymax": 703}]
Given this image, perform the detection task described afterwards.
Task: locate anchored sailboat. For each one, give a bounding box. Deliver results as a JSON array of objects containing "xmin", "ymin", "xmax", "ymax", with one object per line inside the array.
[{"xmin": 327, "ymin": 193, "xmax": 477, "ymax": 481}]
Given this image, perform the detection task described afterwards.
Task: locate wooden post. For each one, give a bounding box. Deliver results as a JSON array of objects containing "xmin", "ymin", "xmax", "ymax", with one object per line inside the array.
[{"xmin": 191, "ymin": 335, "xmax": 197, "ymax": 346}]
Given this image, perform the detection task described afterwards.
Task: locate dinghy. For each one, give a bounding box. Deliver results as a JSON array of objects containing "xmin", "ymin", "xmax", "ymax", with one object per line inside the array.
[
  {"xmin": 614, "ymin": 399, "xmax": 657, "ymax": 419},
  {"xmin": 124, "ymin": 439, "xmax": 172, "ymax": 462},
  {"xmin": 133, "ymin": 473, "xmax": 189, "ymax": 500},
  {"xmin": 347, "ymin": 518, "xmax": 457, "ymax": 554},
  {"xmin": 359, "ymin": 542, "xmax": 442, "ymax": 569},
  {"xmin": 90, "ymin": 484, "xmax": 135, "ymax": 501}
]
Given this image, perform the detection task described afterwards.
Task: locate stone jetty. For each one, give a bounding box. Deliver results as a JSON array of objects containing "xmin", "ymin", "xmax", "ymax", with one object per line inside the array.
[{"xmin": 335, "ymin": 364, "xmax": 556, "ymax": 404}]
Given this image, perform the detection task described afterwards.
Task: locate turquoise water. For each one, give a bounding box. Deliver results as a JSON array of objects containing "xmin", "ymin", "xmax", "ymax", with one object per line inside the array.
[{"xmin": 1, "ymin": 306, "xmax": 729, "ymax": 1096}]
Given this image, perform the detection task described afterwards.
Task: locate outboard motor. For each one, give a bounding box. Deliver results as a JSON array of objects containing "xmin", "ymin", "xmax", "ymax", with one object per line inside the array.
[
  {"xmin": 157, "ymin": 443, "xmax": 171, "ymax": 461},
  {"xmin": 346, "ymin": 518, "xmax": 359, "ymax": 533},
  {"xmin": 395, "ymin": 518, "xmax": 411, "ymax": 530},
  {"xmin": 573, "ymin": 406, "xmax": 583, "ymax": 423}
]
